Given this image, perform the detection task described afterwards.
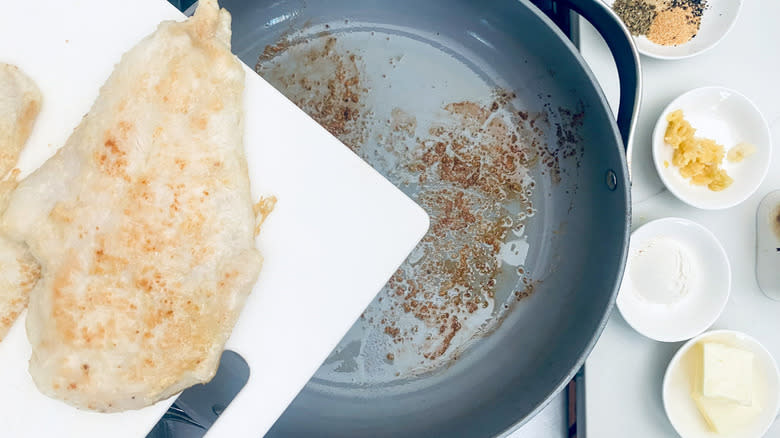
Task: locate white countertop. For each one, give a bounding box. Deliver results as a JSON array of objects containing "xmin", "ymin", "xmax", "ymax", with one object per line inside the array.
[{"xmin": 581, "ymin": 0, "xmax": 780, "ymax": 436}]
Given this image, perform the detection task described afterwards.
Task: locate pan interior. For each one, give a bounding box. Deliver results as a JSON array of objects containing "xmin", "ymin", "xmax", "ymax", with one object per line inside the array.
[
  {"xmin": 222, "ymin": 0, "xmax": 628, "ymax": 436},
  {"xmin": 254, "ymin": 21, "xmax": 582, "ymax": 392}
]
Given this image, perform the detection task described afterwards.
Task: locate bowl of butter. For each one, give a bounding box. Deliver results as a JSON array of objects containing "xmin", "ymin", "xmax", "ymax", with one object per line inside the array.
[{"xmin": 663, "ymin": 330, "xmax": 780, "ymax": 438}]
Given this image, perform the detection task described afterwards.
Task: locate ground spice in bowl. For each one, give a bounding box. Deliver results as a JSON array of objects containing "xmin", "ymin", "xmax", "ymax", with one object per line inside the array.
[
  {"xmin": 612, "ymin": 0, "xmax": 659, "ymax": 35},
  {"xmin": 612, "ymin": 0, "xmax": 657, "ymax": 35},
  {"xmin": 647, "ymin": 7, "xmax": 699, "ymax": 45},
  {"xmin": 613, "ymin": 0, "xmax": 709, "ymax": 46}
]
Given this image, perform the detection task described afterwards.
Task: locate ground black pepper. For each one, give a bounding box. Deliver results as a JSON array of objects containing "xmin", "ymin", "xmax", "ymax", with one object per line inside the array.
[{"xmin": 668, "ymin": 0, "xmax": 708, "ymax": 18}]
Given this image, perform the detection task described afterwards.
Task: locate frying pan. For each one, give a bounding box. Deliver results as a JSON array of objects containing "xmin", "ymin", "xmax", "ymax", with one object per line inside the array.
[{"xmin": 217, "ymin": 0, "xmax": 639, "ymax": 435}]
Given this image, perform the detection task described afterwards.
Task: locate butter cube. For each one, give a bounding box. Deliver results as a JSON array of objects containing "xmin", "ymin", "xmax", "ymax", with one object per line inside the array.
[
  {"xmin": 701, "ymin": 342, "xmax": 754, "ymax": 406},
  {"xmin": 692, "ymin": 392, "xmax": 761, "ymax": 434}
]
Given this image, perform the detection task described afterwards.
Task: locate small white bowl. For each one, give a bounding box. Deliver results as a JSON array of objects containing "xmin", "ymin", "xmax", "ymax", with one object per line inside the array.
[
  {"xmin": 605, "ymin": 0, "xmax": 742, "ymax": 60},
  {"xmin": 616, "ymin": 217, "xmax": 730, "ymax": 342},
  {"xmin": 652, "ymin": 87, "xmax": 772, "ymax": 210},
  {"xmin": 663, "ymin": 330, "xmax": 780, "ymax": 438}
]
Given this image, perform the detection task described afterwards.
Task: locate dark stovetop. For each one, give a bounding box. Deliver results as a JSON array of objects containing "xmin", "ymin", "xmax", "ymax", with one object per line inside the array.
[{"xmin": 530, "ymin": 0, "xmax": 577, "ymax": 39}]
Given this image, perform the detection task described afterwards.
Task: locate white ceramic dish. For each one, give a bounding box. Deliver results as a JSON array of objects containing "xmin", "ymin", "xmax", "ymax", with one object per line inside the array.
[
  {"xmin": 605, "ymin": 0, "xmax": 742, "ymax": 60},
  {"xmin": 616, "ymin": 217, "xmax": 730, "ymax": 342},
  {"xmin": 663, "ymin": 330, "xmax": 780, "ymax": 438},
  {"xmin": 652, "ymin": 87, "xmax": 772, "ymax": 210}
]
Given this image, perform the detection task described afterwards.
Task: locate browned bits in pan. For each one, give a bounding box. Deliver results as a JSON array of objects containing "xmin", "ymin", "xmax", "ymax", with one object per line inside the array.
[{"xmin": 257, "ymin": 34, "xmax": 584, "ymax": 374}]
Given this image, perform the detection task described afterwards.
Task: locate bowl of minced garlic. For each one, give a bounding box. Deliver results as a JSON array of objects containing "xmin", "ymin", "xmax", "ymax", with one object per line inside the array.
[
  {"xmin": 653, "ymin": 87, "xmax": 772, "ymax": 210},
  {"xmin": 608, "ymin": 0, "xmax": 742, "ymax": 59}
]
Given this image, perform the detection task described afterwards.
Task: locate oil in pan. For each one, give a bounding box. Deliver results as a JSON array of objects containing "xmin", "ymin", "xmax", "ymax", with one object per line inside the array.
[{"xmin": 256, "ymin": 21, "xmax": 583, "ymax": 392}]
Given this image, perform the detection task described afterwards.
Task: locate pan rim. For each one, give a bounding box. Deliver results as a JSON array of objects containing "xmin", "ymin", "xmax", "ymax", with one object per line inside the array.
[{"xmin": 492, "ymin": 1, "xmax": 632, "ymax": 436}]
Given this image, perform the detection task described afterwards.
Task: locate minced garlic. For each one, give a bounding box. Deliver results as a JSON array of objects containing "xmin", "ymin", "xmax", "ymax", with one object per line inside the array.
[
  {"xmin": 664, "ymin": 110, "xmax": 733, "ymax": 192},
  {"xmin": 727, "ymin": 142, "xmax": 756, "ymax": 163}
]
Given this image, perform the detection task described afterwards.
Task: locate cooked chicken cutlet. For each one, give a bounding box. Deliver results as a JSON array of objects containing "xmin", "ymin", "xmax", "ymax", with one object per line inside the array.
[
  {"xmin": 0, "ymin": 63, "xmax": 42, "ymax": 342},
  {"xmin": 1, "ymin": 0, "xmax": 262, "ymax": 411},
  {"xmin": 0, "ymin": 63, "xmax": 41, "ymax": 181},
  {"xmin": 0, "ymin": 238, "xmax": 40, "ymax": 342}
]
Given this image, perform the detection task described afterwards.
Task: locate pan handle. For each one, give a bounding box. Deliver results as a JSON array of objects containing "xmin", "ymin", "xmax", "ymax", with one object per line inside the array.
[{"xmin": 557, "ymin": 0, "xmax": 641, "ymax": 156}]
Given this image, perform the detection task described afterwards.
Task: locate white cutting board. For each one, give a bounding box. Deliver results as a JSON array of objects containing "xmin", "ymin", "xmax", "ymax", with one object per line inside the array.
[{"xmin": 0, "ymin": 1, "xmax": 429, "ymax": 436}]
